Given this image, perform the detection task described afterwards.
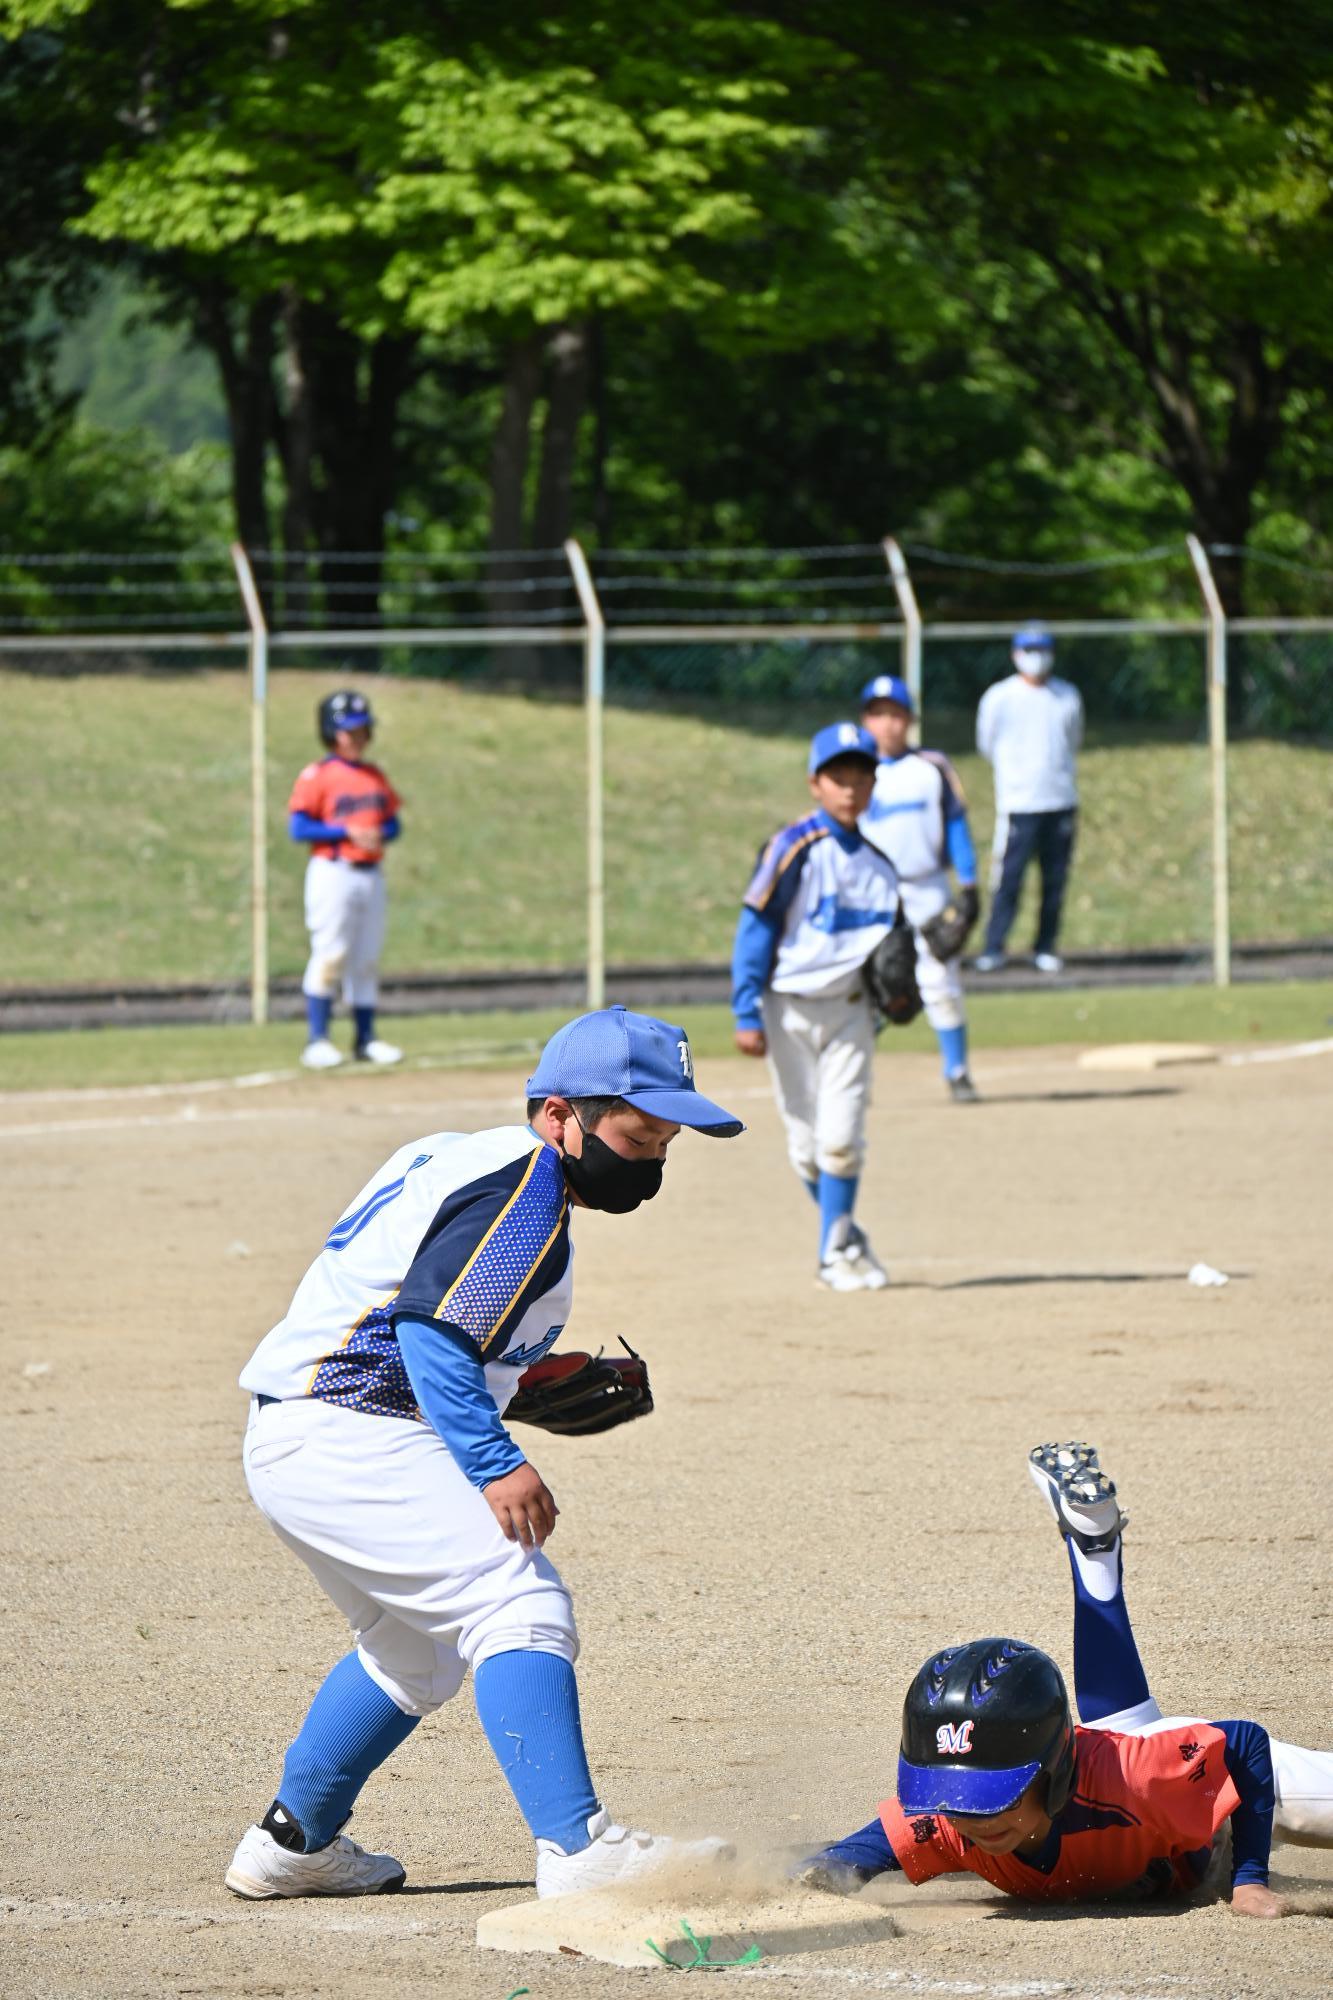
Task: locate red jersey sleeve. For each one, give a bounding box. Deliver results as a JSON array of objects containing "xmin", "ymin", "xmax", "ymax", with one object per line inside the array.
[
  {"xmin": 288, "ymin": 761, "xmax": 333, "ymax": 818},
  {"xmin": 1110, "ymin": 1725, "xmax": 1240, "ymax": 1850},
  {"xmin": 878, "ymin": 1798, "xmax": 970, "ymax": 1884}
]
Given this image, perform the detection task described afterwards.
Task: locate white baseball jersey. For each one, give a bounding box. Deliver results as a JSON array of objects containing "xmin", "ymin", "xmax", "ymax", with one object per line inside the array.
[
  {"xmin": 976, "ymin": 672, "xmax": 1083, "ymax": 813},
  {"xmin": 742, "ymin": 813, "xmax": 900, "ymax": 999},
  {"xmin": 240, "ymin": 1125, "xmax": 572, "ymax": 1419},
  {"xmin": 861, "ymin": 751, "xmax": 966, "ymax": 882}
]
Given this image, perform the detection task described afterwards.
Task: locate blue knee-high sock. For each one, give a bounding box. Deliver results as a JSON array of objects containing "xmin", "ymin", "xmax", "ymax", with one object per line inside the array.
[
  {"xmin": 817, "ymin": 1171, "xmax": 858, "ymax": 1258},
  {"xmin": 353, "ymin": 1004, "xmax": 375, "ymax": 1049},
  {"xmin": 1066, "ymin": 1540, "xmax": 1152, "ymax": 1724},
  {"xmin": 474, "ymin": 1649, "xmax": 600, "ymax": 1853},
  {"xmin": 306, "ymin": 994, "xmax": 333, "ymax": 1042},
  {"xmin": 275, "ymin": 1651, "xmax": 420, "ymax": 1850},
  {"xmin": 937, "ymin": 1023, "xmax": 968, "ymax": 1079}
]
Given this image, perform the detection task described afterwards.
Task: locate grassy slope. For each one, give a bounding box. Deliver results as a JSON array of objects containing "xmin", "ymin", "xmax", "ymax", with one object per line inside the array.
[
  {"xmin": 4, "ymin": 666, "xmax": 1331, "ymax": 989},
  {"xmin": 1, "ymin": 983, "xmax": 1327, "ymax": 1094}
]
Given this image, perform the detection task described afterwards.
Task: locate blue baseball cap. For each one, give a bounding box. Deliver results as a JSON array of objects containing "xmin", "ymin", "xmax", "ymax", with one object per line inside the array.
[
  {"xmin": 859, "ymin": 673, "xmax": 914, "ymax": 713},
  {"xmin": 808, "ymin": 721, "xmax": 879, "ymax": 776},
  {"xmin": 1012, "ymin": 625, "xmax": 1054, "ymax": 652},
  {"xmin": 526, "ymin": 1005, "xmax": 745, "ymax": 1136}
]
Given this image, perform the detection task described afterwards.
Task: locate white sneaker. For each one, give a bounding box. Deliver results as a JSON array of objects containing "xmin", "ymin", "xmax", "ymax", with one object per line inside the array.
[
  {"xmin": 818, "ymin": 1218, "xmax": 889, "ymax": 1292},
  {"xmin": 354, "ymin": 1038, "xmax": 403, "ymax": 1066},
  {"xmin": 224, "ymin": 1823, "xmax": 405, "ymax": 1899},
  {"xmin": 535, "ymin": 1807, "xmax": 731, "ymax": 1900},
  {"xmin": 972, "ymin": 951, "xmax": 1006, "ymax": 973},
  {"xmin": 300, "ymin": 1037, "xmax": 344, "ymax": 1070},
  {"xmin": 1033, "ymin": 952, "xmax": 1064, "ymax": 974}
]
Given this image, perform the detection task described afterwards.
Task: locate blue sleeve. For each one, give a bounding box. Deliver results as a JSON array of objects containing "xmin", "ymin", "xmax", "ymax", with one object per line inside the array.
[
  {"xmin": 946, "ymin": 812, "xmax": 977, "ymax": 884},
  {"xmin": 381, "ymin": 815, "xmax": 401, "ymax": 843},
  {"xmin": 801, "ymin": 1816, "xmax": 901, "ymax": 1888},
  {"xmin": 1215, "ymin": 1719, "xmax": 1275, "ymax": 1888},
  {"xmin": 731, "ymin": 905, "xmax": 781, "ymax": 1030},
  {"xmin": 397, "ymin": 1314, "xmax": 527, "ymax": 1490},
  {"xmin": 289, "ymin": 808, "xmax": 348, "ymax": 844}
]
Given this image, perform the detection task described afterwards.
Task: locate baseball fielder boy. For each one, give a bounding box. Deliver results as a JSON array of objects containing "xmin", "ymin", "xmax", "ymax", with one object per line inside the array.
[
  {"xmin": 289, "ymin": 689, "xmax": 403, "ymax": 1070},
  {"xmin": 227, "ymin": 1005, "xmax": 744, "ymax": 1901},
  {"xmin": 974, "ymin": 627, "xmax": 1083, "ymax": 974},
  {"xmin": 802, "ymin": 1442, "xmax": 1332, "ymax": 1913},
  {"xmin": 859, "ymin": 674, "xmax": 981, "ymax": 1103},
  {"xmin": 731, "ymin": 722, "xmax": 900, "ymax": 1292}
]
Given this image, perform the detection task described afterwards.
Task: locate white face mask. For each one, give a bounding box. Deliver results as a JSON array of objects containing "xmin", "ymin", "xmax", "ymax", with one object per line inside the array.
[{"xmin": 1013, "ymin": 648, "xmax": 1054, "ymax": 678}]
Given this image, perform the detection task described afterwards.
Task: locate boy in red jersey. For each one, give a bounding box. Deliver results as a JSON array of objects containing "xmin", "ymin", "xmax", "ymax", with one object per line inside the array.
[
  {"xmin": 802, "ymin": 1443, "xmax": 1331, "ymax": 1916},
  {"xmin": 289, "ymin": 689, "xmax": 403, "ymax": 1070}
]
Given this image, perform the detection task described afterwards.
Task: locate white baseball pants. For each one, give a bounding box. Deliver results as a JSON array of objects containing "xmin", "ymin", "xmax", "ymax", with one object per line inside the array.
[
  {"xmin": 1088, "ymin": 1701, "xmax": 1333, "ymax": 1847},
  {"xmin": 302, "ymin": 856, "xmax": 387, "ymax": 1007},
  {"xmin": 243, "ymin": 1396, "xmax": 578, "ymax": 1718},
  {"xmin": 898, "ymin": 871, "xmax": 966, "ymax": 1033},
  {"xmin": 763, "ymin": 987, "xmax": 876, "ymax": 1183}
]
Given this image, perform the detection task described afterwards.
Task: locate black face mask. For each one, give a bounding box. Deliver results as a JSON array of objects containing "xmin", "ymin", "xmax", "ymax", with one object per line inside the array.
[{"xmin": 561, "ymin": 1120, "xmax": 664, "ymax": 1213}]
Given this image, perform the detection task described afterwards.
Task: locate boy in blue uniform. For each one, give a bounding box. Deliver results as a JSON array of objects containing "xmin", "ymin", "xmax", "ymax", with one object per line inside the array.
[{"xmin": 732, "ymin": 723, "xmax": 901, "ymax": 1292}]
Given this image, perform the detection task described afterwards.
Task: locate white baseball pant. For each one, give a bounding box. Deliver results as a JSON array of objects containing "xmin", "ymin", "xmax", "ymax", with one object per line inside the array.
[
  {"xmin": 1088, "ymin": 1700, "xmax": 1333, "ymax": 1847},
  {"xmin": 898, "ymin": 871, "xmax": 966, "ymax": 1033},
  {"xmin": 302, "ymin": 856, "xmax": 388, "ymax": 1008},
  {"xmin": 243, "ymin": 1396, "xmax": 578, "ymax": 1718},
  {"xmin": 763, "ymin": 987, "xmax": 876, "ymax": 1183}
]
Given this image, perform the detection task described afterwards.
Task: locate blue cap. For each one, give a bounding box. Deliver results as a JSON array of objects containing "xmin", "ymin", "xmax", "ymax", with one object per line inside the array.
[
  {"xmin": 526, "ymin": 1005, "xmax": 744, "ymax": 1136},
  {"xmin": 859, "ymin": 673, "xmax": 914, "ymax": 713},
  {"xmin": 896, "ymin": 1751, "xmax": 1040, "ymax": 1819},
  {"xmin": 1012, "ymin": 625, "xmax": 1054, "ymax": 651},
  {"xmin": 808, "ymin": 721, "xmax": 879, "ymax": 776}
]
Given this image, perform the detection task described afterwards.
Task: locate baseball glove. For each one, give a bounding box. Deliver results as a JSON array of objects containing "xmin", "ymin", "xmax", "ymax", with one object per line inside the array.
[
  {"xmin": 864, "ymin": 913, "xmax": 924, "ymax": 1027},
  {"xmin": 919, "ymin": 884, "xmax": 980, "ymax": 963},
  {"xmin": 506, "ymin": 1339, "xmax": 653, "ymax": 1437}
]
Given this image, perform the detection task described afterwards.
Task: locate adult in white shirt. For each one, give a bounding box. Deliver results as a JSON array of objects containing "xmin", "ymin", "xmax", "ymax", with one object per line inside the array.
[{"xmin": 974, "ymin": 626, "xmax": 1083, "ymax": 974}]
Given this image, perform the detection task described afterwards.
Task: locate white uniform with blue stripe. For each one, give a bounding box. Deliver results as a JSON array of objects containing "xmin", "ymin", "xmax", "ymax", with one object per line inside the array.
[
  {"xmin": 861, "ymin": 751, "xmax": 970, "ymax": 1033},
  {"xmin": 732, "ymin": 811, "xmax": 899, "ymax": 1184},
  {"xmin": 238, "ymin": 1126, "xmax": 580, "ymax": 1717}
]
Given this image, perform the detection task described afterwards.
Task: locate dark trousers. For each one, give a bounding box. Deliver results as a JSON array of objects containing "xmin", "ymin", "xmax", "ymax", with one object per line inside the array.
[{"xmin": 984, "ymin": 808, "xmax": 1078, "ymax": 956}]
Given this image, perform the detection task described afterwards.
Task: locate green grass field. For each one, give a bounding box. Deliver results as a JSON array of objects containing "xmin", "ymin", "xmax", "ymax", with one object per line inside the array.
[
  {"xmin": 1, "ymin": 982, "xmax": 1327, "ymax": 1095},
  {"xmin": 4, "ymin": 665, "xmax": 1330, "ymax": 990}
]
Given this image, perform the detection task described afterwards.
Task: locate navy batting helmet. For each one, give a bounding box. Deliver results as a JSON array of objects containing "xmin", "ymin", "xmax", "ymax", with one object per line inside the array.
[
  {"xmin": 318, "ymin": 689, "xmax": 374, "ymax": 747},
  {"xmin": 897, "ymin": 1638, "xmax": 1076, "ymax": 1819}
]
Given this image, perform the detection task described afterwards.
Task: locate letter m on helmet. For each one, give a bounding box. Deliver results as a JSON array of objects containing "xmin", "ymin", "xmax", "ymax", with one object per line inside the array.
[{"xmin": 935, "ymin": 1719, "xmax": 975, "ymax": 1755}]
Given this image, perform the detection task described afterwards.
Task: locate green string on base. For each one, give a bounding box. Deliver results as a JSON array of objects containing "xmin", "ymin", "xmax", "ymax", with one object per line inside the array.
[{"xmin": 643, "ymin": 1917, "xmax": 763, "ymax": 1969}]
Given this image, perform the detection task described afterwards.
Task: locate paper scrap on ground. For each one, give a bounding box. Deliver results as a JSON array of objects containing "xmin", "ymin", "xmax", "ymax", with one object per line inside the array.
[
  {"xmin": 1187, "ymin": 1262, "xmax": 1229, "ymax": 1287},
  {"xmin": 1078, "ymin": 1042, "xmax": 1218, "ymax": 1072}
]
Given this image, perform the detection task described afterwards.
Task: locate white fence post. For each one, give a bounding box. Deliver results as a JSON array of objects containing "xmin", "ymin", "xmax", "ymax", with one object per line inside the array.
[
  {"xmin": 1186, "ymin": 534, "xmax": 1231, "ymax": 988},
  {"xmin": 883, "ymin": 537, "xmax": 923, "ymax": 739},
  {"xmin": 230, "ymin": 543, "xmax": 270, "ymax": 1026},
  {"xmin": 564, "ymin": 538, "xmax": 606, "ymax": 1009}
]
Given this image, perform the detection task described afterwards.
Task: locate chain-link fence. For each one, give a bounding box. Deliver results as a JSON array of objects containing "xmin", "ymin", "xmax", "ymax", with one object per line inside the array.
[{"xmin": 2, "ymin": 541, "xmax": 1331, "ymax": 1008}]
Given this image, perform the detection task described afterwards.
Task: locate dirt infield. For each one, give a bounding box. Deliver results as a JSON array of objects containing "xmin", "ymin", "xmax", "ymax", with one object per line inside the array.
[{"xmin": 4, "ymin": 1043, "xmax": 1330, "ymax": 1999}]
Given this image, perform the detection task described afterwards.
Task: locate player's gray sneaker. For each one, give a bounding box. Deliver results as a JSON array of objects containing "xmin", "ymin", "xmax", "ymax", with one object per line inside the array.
[
  {"xmin": 224, "ymin": 1823, "xmax": 405, "ymax": 1899},
  {"xmin": 354, "ymin": 1038, "xmax": 403, "ymax": 1066},
  {"xmin": 1027, "ymin": 1441, "xmax": 1127, "ymax": 1553},
  {"xmin": 535, "ymin": 1808, "xmax": 732, "ymax": 1900},
  {"xmin": 972, "ymin": 952, "xmax": 1005, "ymax": 973},
  {"xmin": 947, "ymin": 1071, "xmax": 980, "ymax": 1104},
  {"xmin": 818, "ymin": 1218, "xmax": 889, "ymax": 1292},
  {"xmin": 1033, "ymin": 952, "xmax": 1064, "ymax": 974},
  {"xmin": 300, "ymin": 1037, "xmax": 344, "ymax": 1070}
]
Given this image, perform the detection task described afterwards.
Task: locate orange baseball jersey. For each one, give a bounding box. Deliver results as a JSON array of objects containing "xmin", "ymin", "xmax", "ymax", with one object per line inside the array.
[
  {"xmin": 880, "ymin": 1723, "xmax": 1240, "ymax": 1902},
  {"xmin": 289, "ymin": 756, "xmax": 401, "ymax": 864}
]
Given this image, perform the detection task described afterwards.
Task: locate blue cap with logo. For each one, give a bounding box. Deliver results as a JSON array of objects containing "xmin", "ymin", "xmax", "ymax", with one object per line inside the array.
[
  {"xmin": 526, "ymin": 1005, "xmax": 745, "ymax": 1136},
  {"xmin": 859, "ymin": 673, "xmax": 914, "ymax": 714},
  {"xmin": 1012, "ymin": 625, "xmax": 1054, "ymax": 652},
  {"xmin": 808, "ymin": 720, "xmax": 879, "ymax": 776}
]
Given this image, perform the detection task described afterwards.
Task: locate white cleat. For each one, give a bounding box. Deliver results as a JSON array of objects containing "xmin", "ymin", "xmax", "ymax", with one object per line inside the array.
[
  {"xmin": 1033, "ymin": 952, "xmax": 1064, "ymax": 974},
  {"xmin": 535, "ymin": 1808, "xmax": 731, "ymax": 1901},
  {"xmin": 224, "ymin": 1823, "xmax": 405, "ymax": 1899},
  {"xmin": 355, "ymin": 1038, "xmax": 403, "ymax": 1066},
  {"xmin": 300, "ymin": 1037, "xmax": 345, "ymax": 1071},
  {"xmin": 818, "ymin": 1218, "xmax": 889, "ymax": 1292},
  {"xmin": 1027, "ymin": 1441, "xmax": 1127, "ymax": 1553}
]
